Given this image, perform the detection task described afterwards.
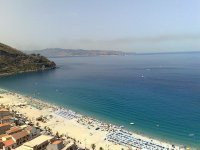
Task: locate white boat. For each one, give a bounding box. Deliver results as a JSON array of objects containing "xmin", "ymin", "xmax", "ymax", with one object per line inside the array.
[{"xmin": 130, "ymin": 122, "xmax": 134, "ymax": 125}]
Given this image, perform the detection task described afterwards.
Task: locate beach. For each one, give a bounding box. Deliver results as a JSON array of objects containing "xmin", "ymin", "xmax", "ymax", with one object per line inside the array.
[{"xmin": 0, "ymin": 88, "xmax": 183, "ymax": 150}]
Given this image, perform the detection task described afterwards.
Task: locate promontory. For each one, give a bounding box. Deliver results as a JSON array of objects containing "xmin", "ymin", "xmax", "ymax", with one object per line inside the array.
[{"xmin": 0, "ymin": 42, "xmax": 56, "ymax": 76}]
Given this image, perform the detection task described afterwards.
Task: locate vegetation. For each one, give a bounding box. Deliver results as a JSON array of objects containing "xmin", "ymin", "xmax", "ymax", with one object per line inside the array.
[
  {"xmin": 36, "ymin": 122, "xmax": 39, "ymax": 127},
  {"xmin": 56, "ymin": 131, "xmax": 59, "ymax": 137},
  {"xmin": 0, "ymin": 42, "xmax": 56, "ymax": 76},
  {"xmin": 91, "ymin": 143, "xmax": 96, "ymax": 150}
]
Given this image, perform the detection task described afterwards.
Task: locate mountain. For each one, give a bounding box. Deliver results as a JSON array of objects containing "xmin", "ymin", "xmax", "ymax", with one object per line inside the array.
[
  {"xmin": 26, "ymin": 48, "xmax": 126, "ymax": 57},
  {"xmin": 127, "ymin": 51, "xmax": 200, "ymax": 55},
  {"xmin": 0, "ymin": 43, "xmax": 56, "ymax": 76}
]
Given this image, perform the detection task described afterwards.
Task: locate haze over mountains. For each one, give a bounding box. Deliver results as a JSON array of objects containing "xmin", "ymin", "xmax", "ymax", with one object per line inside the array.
[
  {"xmin": 26, "ymin": 48, "xmax": 126, "ymax": 58},
  {"xmin": 25, "ymin": 48, "xmax": 200, "ymax": 58}
]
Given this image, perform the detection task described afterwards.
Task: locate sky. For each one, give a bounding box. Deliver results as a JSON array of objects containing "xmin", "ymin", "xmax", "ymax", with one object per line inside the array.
[{"xmin": 0, "ymin": 0, "xmax": 200, "ymax": 52}]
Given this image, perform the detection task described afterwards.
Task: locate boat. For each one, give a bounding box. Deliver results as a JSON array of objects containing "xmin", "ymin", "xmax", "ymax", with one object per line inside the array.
[{"xmin": 130, "ymin": 122, "xmax": 134, "ymax": 125}]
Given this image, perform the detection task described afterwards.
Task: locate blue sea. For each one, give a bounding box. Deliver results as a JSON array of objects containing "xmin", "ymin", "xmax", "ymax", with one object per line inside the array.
[{"xmin": 0, "ymin": 54, "xmax": 200, "ymax": 148}]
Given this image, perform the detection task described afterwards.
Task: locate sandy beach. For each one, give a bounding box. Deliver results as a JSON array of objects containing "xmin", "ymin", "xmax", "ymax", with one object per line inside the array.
[{"xmin": 0, "ymin": 88, "xmax": 184, "ymax": 150}]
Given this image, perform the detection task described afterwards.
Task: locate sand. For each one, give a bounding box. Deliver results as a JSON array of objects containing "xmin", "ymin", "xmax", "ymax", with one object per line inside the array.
[{"xmin": 0, "ymin": 88, "xmax": 184, "ymax": 150}]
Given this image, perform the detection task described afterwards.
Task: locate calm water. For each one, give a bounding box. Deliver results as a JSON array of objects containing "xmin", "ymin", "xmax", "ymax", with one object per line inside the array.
[{"xmin": 0, "ymin": 54, "xmax": 200, "ymax": 148}]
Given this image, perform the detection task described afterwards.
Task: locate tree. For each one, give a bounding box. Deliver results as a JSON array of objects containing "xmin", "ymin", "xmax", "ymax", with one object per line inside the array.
[
  {"xmin": 56, "ymin": 131, "xmax": 59, "ymax": 137},
  {"xmin": 91, "ymin": 144, "xmax": 96, "ymax": 150},
  {"xmin": 36, "ymin": 122, "xmax": 39, "ymax": 126},
  {"xmin": 99, "ymin": 147, "xmax": 104, "ymax": 150}
]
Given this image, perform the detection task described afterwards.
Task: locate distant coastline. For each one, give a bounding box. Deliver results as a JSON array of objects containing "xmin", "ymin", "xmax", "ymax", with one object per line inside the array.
[
  {"xmin": 25, "ymin": 48, "xmax": 200, "ymax": 58},
  {"xmin": 129, "ymin": 51, "xmax": 200, "ymax": 55},
  {"xmin": 25, "ymin": 48, "xmax": 126, "ymax": 58}
]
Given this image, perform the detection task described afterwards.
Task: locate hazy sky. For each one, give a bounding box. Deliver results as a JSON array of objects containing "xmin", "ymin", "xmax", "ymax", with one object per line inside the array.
[{"xmin": 0, "ymin": 0, "xmax": 200, "ymax": 52}]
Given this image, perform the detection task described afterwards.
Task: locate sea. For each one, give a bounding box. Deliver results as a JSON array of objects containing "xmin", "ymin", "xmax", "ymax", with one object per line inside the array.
[{"xmin": 0, "ymin": 54, "xmax": 200, "ymax": 148}]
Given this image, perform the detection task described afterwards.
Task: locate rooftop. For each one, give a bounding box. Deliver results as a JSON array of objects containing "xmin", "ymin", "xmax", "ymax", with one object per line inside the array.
[
  {"xmin": 0, "ymin": 108, "xmax": 9, "ymax": 112},
  {"xmin": 3, "ymin": 139, "xmax": 15, "ymax": 147},
  {"xmin": 51, "ymin": 140, "xmax": 62, "ymax": 145},
  {"xmin": 0, "ymin": 134, "xmax": 8, "ymax": 139},
  {"xmin": 2, "ymin": 135, "xmax": 12, "ymax": 140},
  {"xmin": 0, "ymin": 123, "xmax": 10, "ymax": 128},
  {"xmin": 23, "ymin": 135, "xmax": 53, "ymax": 147},
  {"xmin": 25, "ymin": 126, "xmax": 33, "ymax": 131},
  {"xmin": 1, "ymin": 116, "xmax": 13, "ymax": 120},
  {"xmin": 6, "ymin": 126, "xmax": 22, "ymax": 135},
  {"xmin": 11, "ymin": 130, "xmax": 29, "ymax": 140},
  {"xmin": 20, "ymin": 124, "xmax": 28, "ymax": 129}
]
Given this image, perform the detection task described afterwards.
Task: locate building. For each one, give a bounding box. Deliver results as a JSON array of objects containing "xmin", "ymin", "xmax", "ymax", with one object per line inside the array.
[
  {"xmin": 15, "ymin": 135, "xmax": 54, "ymax": 150},
  {"xmin": 0, "ymin": 134, "xmax": 8, "ymax": 149},
  {"xmin": 6, "ymin": 126, "xmax": 23, "ymax": 135},
  {"xmin": 2, "ymin": 138, "xmax": 16, "ymax": 150},
  {"xmin": 47, "ymin": 140, "xmax": 64, "ymax": 150},
  {"xmin": 0, "ymin": 123, "xmax": 11, "ymax": 134},
  {"xmin": 61, "ymin": 143, "xmax": 78, "ymax": 150},
  {"xmin": 11, "ymin": 130, "xmax": 30, "ymax": 146},
  {"xmin": 0, "ymin": 116, "xmax": 14, "ymax": 124},
  {"xmin": 0, "ymin": 108, "xmax": 14, "ymax": 124},
  {"xmin": 22, "ymin": 125, "xmax": 40, "ymax": 139},
  {"xmin": 0, "ymin": 109, "xmax": 11, "ymax": 118},
  {"xmin": 0, "ymin": 134, "xmax": 17, "ymax": 150}
]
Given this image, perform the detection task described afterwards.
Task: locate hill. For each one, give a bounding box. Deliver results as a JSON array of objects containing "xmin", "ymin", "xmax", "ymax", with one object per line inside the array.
[
  {"xmin": 26, "ymin": 48, "xmax": 126, "ymax": 57},
  {"xmin": 0, "ymin": 43, "xmax": 56, "ymax": 76}
]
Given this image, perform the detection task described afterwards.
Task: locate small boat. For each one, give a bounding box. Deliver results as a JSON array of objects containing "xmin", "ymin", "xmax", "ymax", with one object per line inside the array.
[{"xmin": 130, "ymin": 122, "xmax": 134, "ymax": 125}]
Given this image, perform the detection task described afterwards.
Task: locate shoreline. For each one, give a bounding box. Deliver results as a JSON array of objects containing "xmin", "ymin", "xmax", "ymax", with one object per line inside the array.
[
  {"xmin": 0, "ymin": 88, "xmax": 185, "ymax": 150},
  {"xmin": 0, "ymin": 67, "xmax": 57, "ymax": 77}
]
